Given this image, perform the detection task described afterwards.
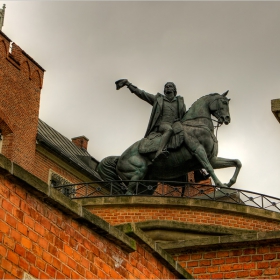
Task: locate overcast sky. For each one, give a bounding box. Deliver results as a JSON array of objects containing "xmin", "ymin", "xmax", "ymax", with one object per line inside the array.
[{"xmin": 3, "ymin": 1, "xmax": 280, "ymax": 197}]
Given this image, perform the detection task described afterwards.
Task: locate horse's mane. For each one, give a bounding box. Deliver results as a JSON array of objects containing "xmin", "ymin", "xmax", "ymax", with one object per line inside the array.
[{"xmin": 188, "ymin": 93, "xmax": 220, "ymax": 111}]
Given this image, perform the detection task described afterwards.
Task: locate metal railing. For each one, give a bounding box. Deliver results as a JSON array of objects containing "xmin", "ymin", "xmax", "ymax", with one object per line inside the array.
[{"xmin": 54, "ymin": 180, "xmax": 280, "ymax": 213}]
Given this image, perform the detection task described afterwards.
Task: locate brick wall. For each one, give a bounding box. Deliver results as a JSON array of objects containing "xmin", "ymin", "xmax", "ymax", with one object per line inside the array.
[
  {"xmin": 175, "ymin": 245, "xmax": 280, "ymax": 279},
  {"xmin": 0, "ymin": 170, "xmax": 178, "ymax": 279},
  {"xmin": 0, "ymin": 31, "xmax": 44, "ymax": 174},
  {"xmin": 88, "ymin": 205, "xmax": 280, "ymax": 231}
]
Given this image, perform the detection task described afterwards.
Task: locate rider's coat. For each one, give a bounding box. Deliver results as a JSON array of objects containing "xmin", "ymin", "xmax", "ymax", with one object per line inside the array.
[{"xmin": 133, "ymin": 89, "xmax": 186, "ymax": 137}]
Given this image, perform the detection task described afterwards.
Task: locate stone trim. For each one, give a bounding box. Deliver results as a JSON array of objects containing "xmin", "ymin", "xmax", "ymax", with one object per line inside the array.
[
  {"xmin": 130, "ymin": 220, "xmax": 256, "ymax": 235},
  {"xmin": 160, "ymin": 230, "xmax": 280, "ymax": 255},
  {"xmin": 117, "ymin": 222, "xmax": 193, "ymax": 279}
]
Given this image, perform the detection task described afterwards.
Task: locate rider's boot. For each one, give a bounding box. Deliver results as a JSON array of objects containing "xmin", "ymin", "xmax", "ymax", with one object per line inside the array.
[{"xmin": 153, "ymin": 130, "xmax": 172, "ymax": 162}]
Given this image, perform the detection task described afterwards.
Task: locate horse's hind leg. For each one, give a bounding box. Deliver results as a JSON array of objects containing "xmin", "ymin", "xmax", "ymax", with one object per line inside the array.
[{"xmin": 117, "ymin": 154, "xmax": 148, "ymax": 195}]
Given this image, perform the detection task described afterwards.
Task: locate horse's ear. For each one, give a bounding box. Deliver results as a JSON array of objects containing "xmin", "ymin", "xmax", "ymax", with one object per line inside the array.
[
  {"xmin": 228, "ymin": 98, "xmax": 231, "ymax": 102},
  {"xmin": 222, "ymin": 90, "xmax": 229, "ymax": 97}
]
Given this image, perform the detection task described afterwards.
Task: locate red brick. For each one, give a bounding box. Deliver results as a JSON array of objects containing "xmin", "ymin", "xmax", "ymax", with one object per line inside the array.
[
  {"xmin": 38, "ymin": 236, "xmax": 49, "ymax": 250},
  {"xmin": 5, "ymin": 214, "xmax": 17, "ymax": 228},
  {"xmin": 0, "ymin": 220, "xmax": 10, "ymax": 234},
  {"xmin": 9, "ymin": 193, "xmax": 21, "ymax": 207},
  {"xmin": 71, "ymin": 270, "xmax": 82, "ymax": 279},
  {"xmin": 252, "ymin": 254, "xmax": 263, "ymax": 261},
  {"xmin": 1, "ymin": 259, "xmax": 12, "ymax": 272},
  {"xmin": 271, "ymin": 260, "xmax": 280, "ymax": 268},
  {"xmin": 68, "ymin": 257, "xmax": 77, "ymax": 270},
  {"xmin": 32, "ymin": 243, "xmax": 42, "ymax": 257},
  {"xmin": 19, "ymin": 257, "xmax": 29, "ymax": 271},
  {"xmin": 11, "ymin": 265, "xmax": 23, "ymax": 278},
  {"xmin": 28, "ymin": 230, "xmax": 38, "ymax": 242},
  {"xmin": 21, "ymin": 236, "xmax": 32, "ymax": 249},
  {"xmin": 243, "ymin": 248, "xmax": 256, "ymax": 254},
  {"xmin": 191, "ymin": 253, "xmax": 202, "ymax": 260},
  {"xmin": 17, "ymin": 222, "xmax": 28, "ymax": 236},
  {"xmin": 187, "ymin": 261, "xmax": 198, "ymax": 267},
  {"xmin": 257, "ymin": 261, "xmax": 270, "ymax": 269},
  {"xmin": 3, "ymin": 236, "xmax": 15, "ymax": 249},
  {"xmin": 264, "ymin": 253, "xmax": 276, "ymax": 260},
  {"xmin": 199, "ymin": 259, "xmax": 211, "ymax": 266},
  {"xmin": 7, "ymin": 250, "xmax": 19, "ymax": 265},
  {"xmin": 62, "ymin": 264, "xmax": 71, "ymax": 278},
  {"xmin": 26, "ymin": 251, "xmax": 36, "ymax": 265},
  {"xmin": 220, "ymin": 264, "xmax": 233, "ymax": 272},
  {"xmin": 203, "ymin": 252, "xmax": 216, "ymax": 259},
  {"xmin": 193, "ymin": 267, "xmax": 206, "ymax": 274},
  {"xmin": 46, "ymin": 264, "xmax": 56, "ymax": 278},
  {"xmin": 29, "ymin": 266, "xmax": 40, "ymax": 278},
  {"xmin": 257, "ymin": 247, "xmax": 270, "ymax": 254},
  {"xmin": 36, "ymin": 258, "xmax": 46, "ymax": 270},
  {"xmin": 225, "ymin": 257, "xmax": 238, "ymax": 263},
  {"xmin": 243, "ymin": 262, "xmax": 255, "ymax": 270},
  {"xmin": 0, "ymin": 208, "xmax": 5, "ymax": 220},
  {"xmin": 0, "ymin": 245, "xmax": 7, "ymax": 257},
  {"xmin": 250, "ymin": 270, "xmax": 263, "ymax": 277},
  {"xmin": 56, "ymin": 271, "xmax": 65, "ymax": 279},
  {"xmin": 48, "ymin": 243, "xmax": 58, "ymax": 256},
  {"xmin": 20, "ymin": 201, "xmax": 31, "ymax": 215},
  {"xmin": 58, "ymin": 251, "xmax": 68, "ymax": 264},
  {"xmin": 34, "ymin": 222, "xmax": 45, "ymax": 236},
  {"xmin": 211, "ymin": 273, "xmax": 224, "ymax": 278},
  {"xmin": 224, "ymin": 272, "xmax": 237, "ymax": 279},
  {"xmin": 24, "ymin": 215, "xmax": 35, "ymax": 229},
  {"xmin": 2, "ymin": 200, "xmax": 14, "ymax": 212},
  {"xmin": 10, "ymin": 228, "xmax": 21, "ymax": 243},
  {"xmin": 13, "ymin": 209, "xmax": 24, "ymax": 221},
  {"xmin": 239, "ymin": 255, "xmax": 251, "ymax": 262},
  {"xmin": 42, "ymin": 251, "xmax": 53, "ymax": 263},
  {"xmin": 264, "ymin": 268, "xmax": 277, "ymax": 275},
  {"xmin": 212, "ymin": 258, "xmax": 224, "ymax": 265},
  {"xmin": 237, "ymin": 270, "xmax": 250, "ymax": 278},
  {"xmin": 217, "ymin": 251, "xmax": 229, "ymax": 257},
  {"xmin": 52, "ymin": 257, "xmax": 61, "ymax": 270}
]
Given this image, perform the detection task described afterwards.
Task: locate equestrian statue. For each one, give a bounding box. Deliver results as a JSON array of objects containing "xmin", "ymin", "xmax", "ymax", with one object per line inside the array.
[{"xmin": 97, "ymin": 79, "xmax": 242, "ymax": 195}]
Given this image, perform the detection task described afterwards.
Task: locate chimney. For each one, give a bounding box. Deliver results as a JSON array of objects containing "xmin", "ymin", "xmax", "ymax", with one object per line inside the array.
[{"xmin": 71, "ymin": 136, "xmax": 89, "ymax": 150}]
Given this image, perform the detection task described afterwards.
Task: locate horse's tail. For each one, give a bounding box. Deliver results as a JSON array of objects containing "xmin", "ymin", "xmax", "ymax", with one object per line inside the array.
[{"xmin": 97, "ymin": 156, "xmax": 120, "ymax": 181}]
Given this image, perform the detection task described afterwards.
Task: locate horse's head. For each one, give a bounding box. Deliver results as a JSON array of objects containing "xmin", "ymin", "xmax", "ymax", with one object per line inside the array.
[{"xmin": 209, "ymin": 91, "xmax": 231, "ymax": 125}]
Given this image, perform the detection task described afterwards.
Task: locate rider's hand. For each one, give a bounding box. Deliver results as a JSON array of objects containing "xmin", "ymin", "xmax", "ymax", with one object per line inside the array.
[{"xmin": 115, "ymin": 79, "xmax": 129, "ymax": 90}]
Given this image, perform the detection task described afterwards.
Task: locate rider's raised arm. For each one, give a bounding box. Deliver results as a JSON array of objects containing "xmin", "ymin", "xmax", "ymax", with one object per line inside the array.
[{"xmin": 115, "ymin": 79, "xmax": 156, "ymax": 106}]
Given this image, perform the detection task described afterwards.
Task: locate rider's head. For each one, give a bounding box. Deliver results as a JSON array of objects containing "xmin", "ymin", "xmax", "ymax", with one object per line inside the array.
[{"xmin": 164, "ymin": 82, "xmax": 177, "ymax": 96}]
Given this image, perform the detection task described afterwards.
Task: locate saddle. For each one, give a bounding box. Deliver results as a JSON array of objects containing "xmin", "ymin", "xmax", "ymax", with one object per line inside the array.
[{"xmin": 139, "ymin": 122, "xmax": 184, "ymax": 154}]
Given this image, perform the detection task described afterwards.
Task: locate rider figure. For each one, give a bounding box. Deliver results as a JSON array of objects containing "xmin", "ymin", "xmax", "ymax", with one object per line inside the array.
[{"xmin": 116, "ymin": 79, "xmax": 187, "ymax": 161}]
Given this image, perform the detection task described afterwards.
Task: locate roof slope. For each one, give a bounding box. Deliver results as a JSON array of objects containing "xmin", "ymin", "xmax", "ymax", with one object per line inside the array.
[{"xmin": 37, "ymin": 119, "xmax": 101, "ymax": 180}]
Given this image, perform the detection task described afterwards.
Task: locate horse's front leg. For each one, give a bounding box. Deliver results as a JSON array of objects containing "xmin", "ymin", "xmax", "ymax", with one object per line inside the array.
[
  {"xmin": 192, "ymin": 145, "xmax": 228, "ymax": 188},
  {"xmin": 210, "ymin": 157, "xmax": 242, "ymax": 187}
]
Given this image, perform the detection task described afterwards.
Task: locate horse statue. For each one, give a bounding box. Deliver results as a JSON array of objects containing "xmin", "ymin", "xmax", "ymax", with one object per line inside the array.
[{"xmin": 97, "ymin": 91, "xmax": 242, "ymax": 195}]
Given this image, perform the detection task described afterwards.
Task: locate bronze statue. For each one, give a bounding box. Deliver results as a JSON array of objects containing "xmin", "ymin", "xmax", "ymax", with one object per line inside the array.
[
  {"xmin": 116, "ymin": 79, "xmax": 186, "ymax": 161},
  {"xmin": 97, "ymin": 81, "xmax": 242, "ymax": 195}
]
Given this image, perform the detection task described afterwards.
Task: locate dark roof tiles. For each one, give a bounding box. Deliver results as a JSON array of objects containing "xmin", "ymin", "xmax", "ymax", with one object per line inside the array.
[{"xmin": 37, "ymin": 119, "xmax": 101, "ymax": 180}]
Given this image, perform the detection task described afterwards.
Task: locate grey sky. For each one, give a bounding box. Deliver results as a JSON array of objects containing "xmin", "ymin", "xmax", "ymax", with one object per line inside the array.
[{"xmin": 3, "ymin": 1, "xmax": 280, "ymax": 197}]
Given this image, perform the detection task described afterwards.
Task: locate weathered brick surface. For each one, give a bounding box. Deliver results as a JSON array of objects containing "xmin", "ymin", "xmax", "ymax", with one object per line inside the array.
[
  {"xmin": 0, "ymin": 31, "xmax": 44, "ymax": 174},
  {"xmin": 175, "ymin": 245, "xmax": 280, "ymax": 279},
  {"xmin": 89, "ymin": 205, "xmax": 280, "ymax": 231},
  {"xmin": 0, "ymin": 172, "xmax": 178, "ymax": 279}
]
